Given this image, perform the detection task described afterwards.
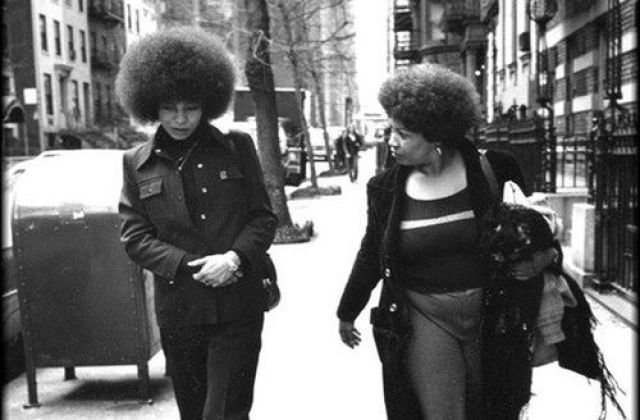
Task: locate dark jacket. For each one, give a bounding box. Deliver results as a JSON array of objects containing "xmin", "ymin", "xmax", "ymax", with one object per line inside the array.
[
  {"xmin": 336, "ymin": 139, "xmax": 527, "ymax": 420},
  {"xmin": 119, "ymin": 124, "xmax": 277, "ymax": 327},
  {"xmin": 337, "ymin": 140, "xmax": 527, "ymax": 323}
]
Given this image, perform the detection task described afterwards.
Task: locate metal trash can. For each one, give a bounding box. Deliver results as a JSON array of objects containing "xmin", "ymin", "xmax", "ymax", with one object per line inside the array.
[{"xmin": 11, "ymin": 150, "xmax": 161, "ymax": 407}]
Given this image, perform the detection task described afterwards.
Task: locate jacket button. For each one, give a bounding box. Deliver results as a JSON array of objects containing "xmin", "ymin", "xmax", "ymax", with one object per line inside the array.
[
  {"xmin": 201, "ymin": 187, "xmax": 208, "ymax": 193},
  {"xmin": 197, "ymin": 163, "xmax": 203, "ymax": 169},
  {"xmin": 389, "ymin": 303, "xmax": 397, "ymax": 312}
]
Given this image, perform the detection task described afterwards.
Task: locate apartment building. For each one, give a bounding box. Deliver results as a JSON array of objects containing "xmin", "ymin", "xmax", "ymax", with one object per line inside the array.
[
  {"xmin": 123, "ymin": 0, "xmax": 163, "ymax": 47},
  {"xmin": 5, "ymin": 0, "xmax": 92, "ymax": 154},
  {"xmin": 482, "ymin": 0, "xmax": 638, "ymax": 129}
]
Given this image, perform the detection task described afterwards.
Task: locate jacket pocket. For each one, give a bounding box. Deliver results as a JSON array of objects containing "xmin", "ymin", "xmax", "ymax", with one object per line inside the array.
[
  {"xmin": 211, "ymin": 166, "xmax": 246, "ymax": 208},
  {"xmin": 137, "ymin": 176, "xmax": 171, "ymax": 220},
  {"xmin": 138, "ymin": 177, "xmax": 163, "ymax": 199}
]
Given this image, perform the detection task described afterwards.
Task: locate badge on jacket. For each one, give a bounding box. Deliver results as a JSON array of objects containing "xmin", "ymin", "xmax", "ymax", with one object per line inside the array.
[{"xmin": 220, "ymin": 170, "xmax": 228, "ymax": 180}]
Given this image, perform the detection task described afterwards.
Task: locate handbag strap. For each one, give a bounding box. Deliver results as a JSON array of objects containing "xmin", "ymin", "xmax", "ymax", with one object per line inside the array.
[{"xmin": 479, "ymin": 150, "xmax": 499, "ymax": 198}]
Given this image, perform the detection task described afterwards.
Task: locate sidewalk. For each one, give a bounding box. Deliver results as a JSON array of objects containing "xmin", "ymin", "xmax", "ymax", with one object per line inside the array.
[{"xmin": 3, "ymin": 150, "xmax": 637, "ymax": 419}]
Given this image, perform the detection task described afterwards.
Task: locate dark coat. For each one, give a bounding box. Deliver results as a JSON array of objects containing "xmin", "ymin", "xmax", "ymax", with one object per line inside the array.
[
  {"xmin": 336, "ymin": 139, "xmax": 528, "ymax": 420},
  {"xmin": 119, "ymin": 124, "xmax": 277, "ymax": 327}
]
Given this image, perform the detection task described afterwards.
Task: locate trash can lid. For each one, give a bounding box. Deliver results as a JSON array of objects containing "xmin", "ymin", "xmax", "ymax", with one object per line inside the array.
[{"xmin": 12, "ymin": 149, "xmax": 125, "ymax": 221}]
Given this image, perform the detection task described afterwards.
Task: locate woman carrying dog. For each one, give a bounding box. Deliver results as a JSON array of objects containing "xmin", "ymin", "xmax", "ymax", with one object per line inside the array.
[
  {"xmin": 116, "ymin": 27, "xmax": 276, "ymax": 420},
  {"xmin": 336, "ymin": 63, "xmax": 560, "ymax": 420}
]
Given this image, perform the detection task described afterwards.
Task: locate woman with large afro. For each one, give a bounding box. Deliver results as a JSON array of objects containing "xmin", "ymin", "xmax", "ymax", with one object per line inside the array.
[
  {"xmin": 116, "ymin": 26, "xmax": 277, "ymax": 420},
  {"xmin": 336, "ymin": 63, "xmax": 561, "ymax": 419}
]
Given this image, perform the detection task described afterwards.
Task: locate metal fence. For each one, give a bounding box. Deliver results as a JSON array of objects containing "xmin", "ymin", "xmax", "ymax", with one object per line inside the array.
[
  {"xmin": 590, "ymin": 110, "xmax": 638, "ymax": 296},
  {"xmin": 478, "ymin": 113, "xmax": 546, "ymax": 193},
  {"xmin": 478, "ymin": 112, "xmax": 592, "ymax": 193}
]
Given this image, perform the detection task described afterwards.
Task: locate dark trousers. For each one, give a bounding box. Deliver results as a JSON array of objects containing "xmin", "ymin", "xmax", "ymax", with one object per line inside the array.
[{"xmin": 160, "ymin": 315, "xmax": 264, "ymax": 420}]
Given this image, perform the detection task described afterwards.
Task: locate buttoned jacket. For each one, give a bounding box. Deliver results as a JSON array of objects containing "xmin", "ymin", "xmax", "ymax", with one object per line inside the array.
[{"xmin": 119, "ymin": 124, "xmax": 277, "ymax": 327}]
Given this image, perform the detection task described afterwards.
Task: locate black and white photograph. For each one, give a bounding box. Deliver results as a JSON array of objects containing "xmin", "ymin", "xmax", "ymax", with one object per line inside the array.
[{"xmin": 2, "ymin": 0, "xmax": 637, "ymax": 419}]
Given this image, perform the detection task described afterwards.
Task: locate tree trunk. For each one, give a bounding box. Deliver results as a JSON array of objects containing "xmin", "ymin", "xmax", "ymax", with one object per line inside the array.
[
  {"xmin": 243, "ymin": 0, "xmax": 293, "ymax": 229},
  {"xmin": 277, "ymin": 1, "xmax": 319, "ymax": 189},
  {"xmin": 310, "ymin": 68, "xmax": 335, "ymax": 172}
]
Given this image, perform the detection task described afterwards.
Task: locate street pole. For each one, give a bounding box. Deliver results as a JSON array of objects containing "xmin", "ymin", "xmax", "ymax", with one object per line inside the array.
[{"xmin": 528, "ymin": 0, "xmax": 558, "ymax": 193}]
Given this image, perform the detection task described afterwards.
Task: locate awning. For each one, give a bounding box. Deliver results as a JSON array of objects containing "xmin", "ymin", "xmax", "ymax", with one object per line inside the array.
[{"xmin": 3, "ymin": 96, "xmax": 25, "ymax": 123}]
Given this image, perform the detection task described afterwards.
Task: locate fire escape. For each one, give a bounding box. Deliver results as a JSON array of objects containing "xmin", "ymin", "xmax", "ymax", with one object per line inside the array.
[{"xmin": 392, "ymin": 0, "xmax": 419, "ymax": 69}]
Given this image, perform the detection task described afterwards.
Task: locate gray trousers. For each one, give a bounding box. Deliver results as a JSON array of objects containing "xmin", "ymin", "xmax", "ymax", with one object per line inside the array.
[{"xmin": 405, "ymin": 288, "xmax": 484, "ymax": 420}]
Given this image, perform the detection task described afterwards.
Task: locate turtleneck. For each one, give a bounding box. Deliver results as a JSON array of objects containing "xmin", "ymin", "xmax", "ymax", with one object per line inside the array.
[{"xmin": 156, "ymin": 121, "xmax": 206, "ymax": 161}]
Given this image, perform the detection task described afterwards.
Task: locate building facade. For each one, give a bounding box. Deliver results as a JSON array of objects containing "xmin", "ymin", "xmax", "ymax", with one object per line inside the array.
[
  {"xmin": 482, "ymin": 0, "xmax": 638, "ymax": 128},
  {"xmin": 392, "ymin": 0, "xmax": 488, "ymax": 112},
  {"xmin": 5, "ymin": 0, "xmax": 93, "ymax": 154},
  {"xmin": 88, "ymin": 0, "xmax": 126, "ymax": 130},
  {"xmin": 3, "ymin": 0, "xmax": 164, "ymax": 156}
]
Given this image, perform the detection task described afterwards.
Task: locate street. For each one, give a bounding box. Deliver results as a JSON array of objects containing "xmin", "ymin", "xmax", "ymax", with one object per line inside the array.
[{"xmin": 3, "ymin": 149, "xmax": 637, "ymax": 419}]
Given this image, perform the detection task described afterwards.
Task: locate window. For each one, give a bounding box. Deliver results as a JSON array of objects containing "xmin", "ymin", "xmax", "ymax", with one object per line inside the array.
[
  {"xmin": 135, "ymin": 9, "xmax": 140, "ymax": 33},
  {"xmin": 44, "ymin": 73, "xmax": 53, "ymax": 115},
  {"xmin": 58, "ymin": 75, "xmax": 65, "ymax": 112},
  {"xmin": 90, "ymin": 31, "xmax": 96, "ymax": 56},
  {"xmin": 2, "ymin": 76, "xmax": 10, "ymax": 95},
  {"xmin": 67, "ymin": 25, "xmax": 75, "ymax": 59},
  {"xmin": 39, "ymin": 14, "xmax": 48, "ymax": 52},
  {"xmin": 572, "ymin": 69, "xmax": 589, "ymax": 97},
  {"xmin": 78, "ymin": 0, "xmax": 83, "ymax": 12},
  {"xmin": 83, "ymin": 82, "xmax": 90, "ymax": 124},
  {"xmin": 106, "ymin": 85, "xmax": 112, "ymax": 118},
  {"xmin": 71, "ymin": 80, "xmax": 80, "ymax": 119},
  {"xmin": 94, "ymin": 82, "xmax": 101, "ymax": 119},
  {"xmin": 80, "ymin": 30, "xmax": 87, "ymax": 62},
  {"xmin": 127, "ymin": 4, "xmax": 132, "ymax": 29},
  {"xmin": 53, "ymin": 21, "xmax": 61, "ymax": 55},
  {"xmin": 65, "ymin": 0, "xmax": 72, "ymax": 6}
]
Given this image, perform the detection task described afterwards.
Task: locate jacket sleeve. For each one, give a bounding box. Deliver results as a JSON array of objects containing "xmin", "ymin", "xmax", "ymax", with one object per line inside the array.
[
  {"xmin": 119, "ymin": 153, "xmax": 192, "ymax": 282},
  {"xmin": 229, "ymin": 133, "xmax": 277, "ymax": 273},
  {"xmin": 337, "ymin": 181, "xmax": 384, "ymax": 322}
]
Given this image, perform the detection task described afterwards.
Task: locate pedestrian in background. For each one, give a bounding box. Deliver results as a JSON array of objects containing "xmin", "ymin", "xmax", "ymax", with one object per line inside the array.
[
  {"xmin": 116, "ymin": 26, "xmax": 277, "ymax": 420},
  {"xmin": 344, "ymin": 125, "xmax": 363, "ymax": 182},
  {"xmin": 336, "ymin": 63, "xmax": 560, "ymax": 420}
]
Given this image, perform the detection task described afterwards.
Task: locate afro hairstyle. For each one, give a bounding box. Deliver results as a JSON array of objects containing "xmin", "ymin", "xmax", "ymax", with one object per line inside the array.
[
  {"xmin": 115, "ymin": 26, "xmax": 236, "ymax": 123},
  {"xmin": 378, "ymin": 63, "xmax": 481, "ymax": 146}
]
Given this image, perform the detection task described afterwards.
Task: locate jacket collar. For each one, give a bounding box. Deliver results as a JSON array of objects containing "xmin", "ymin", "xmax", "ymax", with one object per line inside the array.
[{"xmin": 134, "ymin": 122, "xmax": 232, "ymax": 170}]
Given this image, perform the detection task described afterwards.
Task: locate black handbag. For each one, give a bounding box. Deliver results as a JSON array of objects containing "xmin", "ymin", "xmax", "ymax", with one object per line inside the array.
[
  {"xmin": 369, "ymin": 281, "xmax": 411, "ymax": 367},
  {"xmin": 260, "ymin": 252, "xmax": 280, "ymax": 311}
]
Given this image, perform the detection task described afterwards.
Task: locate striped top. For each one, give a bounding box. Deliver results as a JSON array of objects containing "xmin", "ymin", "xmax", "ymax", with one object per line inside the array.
[{"xmin": 397, "ymin": 188, "xmax": 486, "ymax": 293}]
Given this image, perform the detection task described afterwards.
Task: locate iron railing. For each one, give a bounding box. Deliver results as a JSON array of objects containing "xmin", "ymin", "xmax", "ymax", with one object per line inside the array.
[{"xmin": 590, "ymin": 110, "xmax": 638, "ymax": 296}]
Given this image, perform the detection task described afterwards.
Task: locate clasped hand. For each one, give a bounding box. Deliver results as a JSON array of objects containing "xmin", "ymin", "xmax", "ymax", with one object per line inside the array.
[{"xmin": 187, "ymin": 252, "xmax": 238, "ymax": 288}]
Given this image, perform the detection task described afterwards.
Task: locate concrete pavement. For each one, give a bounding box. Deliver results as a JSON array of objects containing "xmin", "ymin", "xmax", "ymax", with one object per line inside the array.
[{"xmin": 3, "ymin": 149, "xmax": 637, "ymax": 419}]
